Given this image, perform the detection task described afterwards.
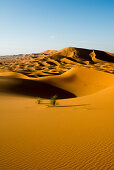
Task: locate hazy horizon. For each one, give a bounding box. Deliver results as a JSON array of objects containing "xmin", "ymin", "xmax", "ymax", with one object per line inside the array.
[
  {"xmin": 0, "ymin": 46, "xmax": 114, "ymax": 57},
  {"xmin": 0, "ymin": 0, "xmax": 114, "ymax": 55}
]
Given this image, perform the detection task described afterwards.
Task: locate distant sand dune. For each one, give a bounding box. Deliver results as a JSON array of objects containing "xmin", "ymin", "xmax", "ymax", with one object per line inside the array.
[{"xmin": 0, "ymin": 47, "xmax": 114, "ymax": 77}]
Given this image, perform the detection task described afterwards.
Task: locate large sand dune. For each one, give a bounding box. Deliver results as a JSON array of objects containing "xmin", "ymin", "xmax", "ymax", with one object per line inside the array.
[
  {"xmin": 0, "ymin": 47, "xmax": 114, "ymax": 78},
  {"xmin": 0, "ymin": 47, "xmax": 114, "ymax": 169},
  {"xmin": 0, "ymin": 67, "xmax": 114, "ymax": 98},
  {"xmin": 0, "ymin": 71, "xmax": 75, "ymax": 99},
  {"xmin": 40, "ymin": 67, "xmax": 114, "ymax": 97}
]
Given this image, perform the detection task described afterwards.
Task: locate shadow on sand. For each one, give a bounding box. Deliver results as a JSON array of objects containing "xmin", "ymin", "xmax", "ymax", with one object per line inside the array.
[
  {"xmin": 0, "ymin": 76, "xmax": 76, "ymax": 99},
  {"xmin": 56, "ymin": 104, "xmax": 90, "ymax": 107}
]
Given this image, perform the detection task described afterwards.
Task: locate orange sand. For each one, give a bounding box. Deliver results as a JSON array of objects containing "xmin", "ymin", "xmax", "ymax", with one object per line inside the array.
[{"xmin": 0, "ymin": 65, "xmax": 114, "ymax": 169}]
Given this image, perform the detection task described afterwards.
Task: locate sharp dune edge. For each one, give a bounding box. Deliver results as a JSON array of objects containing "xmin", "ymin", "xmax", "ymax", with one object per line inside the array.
[{"xmin": 0, "ymin": 47, "xmax": 114, "ymax": 169}]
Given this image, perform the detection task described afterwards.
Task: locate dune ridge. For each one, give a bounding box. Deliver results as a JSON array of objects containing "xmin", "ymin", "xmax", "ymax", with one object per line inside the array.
[
  {"xmin": 39, "ymin": 67, "xmax": 114, "ymax": 97},
  {"xmin": 0, "ymin": 47, "xmax": 114, "ymax": 78}
]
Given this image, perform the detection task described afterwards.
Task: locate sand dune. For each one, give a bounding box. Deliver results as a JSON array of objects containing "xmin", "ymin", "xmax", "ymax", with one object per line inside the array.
[
  {"xmin": 0, "ymin": 47, "xmax": 114, "ymax": 78},
  {"xmin": 0, "ymin": 47, "xmax": 114, "ymax": 169},
  {"xmin": 0, "ymin": 75, "xmax": 114, "ymax": 169},
  {"xmin": 39, "ymin": 67, "xmax": 114, "ymax": 97},
  {"xmin": 0, "ymin": 67, "xmax": 113, "ymax": 98},
  {"xmin": 0, "ymin": 71, "xmax": 75, "ymax": 99}
]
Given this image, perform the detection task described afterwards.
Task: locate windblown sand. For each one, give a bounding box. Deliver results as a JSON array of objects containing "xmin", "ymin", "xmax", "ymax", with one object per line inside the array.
[{"xmin": 0, "ymin": 47, "xmax": 114, "ymax": 169}]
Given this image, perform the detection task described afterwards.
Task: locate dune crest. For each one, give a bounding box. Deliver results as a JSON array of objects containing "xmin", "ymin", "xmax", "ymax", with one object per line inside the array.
[{"xmin": 39, "ymin": 67, "xmax": 114, "ymax": 97}]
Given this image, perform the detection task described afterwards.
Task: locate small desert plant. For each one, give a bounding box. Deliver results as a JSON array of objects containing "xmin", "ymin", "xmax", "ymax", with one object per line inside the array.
[
  {"xmin": 37, "ymin": 97, "xmax": 41, "ymax": 104},
  {"xmin": 50, "ymin": 95, "xmax": 57, "ymax": 106}
]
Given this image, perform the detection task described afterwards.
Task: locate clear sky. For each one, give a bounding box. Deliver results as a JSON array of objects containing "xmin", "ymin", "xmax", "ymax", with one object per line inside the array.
[{"xmin": 0, "ymin": 0, "xmax": 114, "ymax": 55}]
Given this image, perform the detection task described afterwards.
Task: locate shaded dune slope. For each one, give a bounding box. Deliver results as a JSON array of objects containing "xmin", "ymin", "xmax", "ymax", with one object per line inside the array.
[
  {"xmin": 0, "ymin": 72, "xmax": 75, "ymax": 99},
  {"xmin": 94, "ymin": 50, "xmax": 114, "ymax": 62}
]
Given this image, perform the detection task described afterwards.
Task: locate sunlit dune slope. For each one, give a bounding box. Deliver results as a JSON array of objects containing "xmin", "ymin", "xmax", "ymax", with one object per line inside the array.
[{"xmin": 39, "ymin": 67, "xmax": 114, "ymax": 97}]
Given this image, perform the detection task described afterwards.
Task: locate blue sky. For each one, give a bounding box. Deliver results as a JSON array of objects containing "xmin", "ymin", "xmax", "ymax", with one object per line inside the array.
[{"xmin": 0, "ymin": 0, "xmax": 114, "ymax": 55}]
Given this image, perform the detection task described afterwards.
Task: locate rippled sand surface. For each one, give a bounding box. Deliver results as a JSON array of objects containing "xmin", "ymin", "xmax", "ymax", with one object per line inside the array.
[{"xmin": 0, "ymin": 47, "xmax": 114, "ymax": 169}]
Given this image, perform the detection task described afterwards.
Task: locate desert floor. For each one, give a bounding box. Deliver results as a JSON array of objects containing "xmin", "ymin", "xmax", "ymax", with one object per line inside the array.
[{"xmin": 0, "ymin": 65, "xmax": 114, "ymax": 169}]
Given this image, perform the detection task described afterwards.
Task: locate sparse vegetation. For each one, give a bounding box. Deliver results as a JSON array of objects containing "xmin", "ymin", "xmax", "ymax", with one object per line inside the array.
[
  {"xmin": 36, "ymin": 95, "xmax": 58, "ymax": 107},
  {"xmin": 50, "ymin": 95, "xmax": 57, "ymax": 106},
  {"xmin": 37, "ymin": 97, "xmax": 41, "ymax": 104}
]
